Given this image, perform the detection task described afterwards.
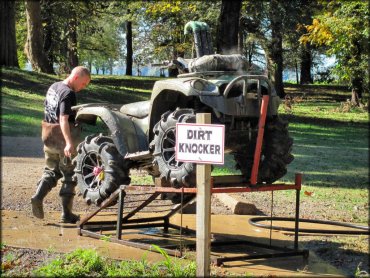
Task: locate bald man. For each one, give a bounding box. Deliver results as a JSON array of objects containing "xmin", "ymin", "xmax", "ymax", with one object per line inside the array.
[{"xmin": 31, "ymin": 66, "xmax": 91, "ymax": 223}]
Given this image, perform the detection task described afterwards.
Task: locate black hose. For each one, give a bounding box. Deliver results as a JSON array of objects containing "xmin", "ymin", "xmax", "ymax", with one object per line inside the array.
[{"xmin": 249, "ymin": 216, "xmax": 370, "ymax": 235}]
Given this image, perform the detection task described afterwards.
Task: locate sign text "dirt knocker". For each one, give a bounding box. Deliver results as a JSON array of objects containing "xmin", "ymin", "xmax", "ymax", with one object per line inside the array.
[{"xmin": 175, "ymin": 123, "xmax": 225, "ymax": 165}]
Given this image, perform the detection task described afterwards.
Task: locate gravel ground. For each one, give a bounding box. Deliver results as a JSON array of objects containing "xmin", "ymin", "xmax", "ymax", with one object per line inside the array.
[{"xmin": 1, "ymin": 136, "xmax": 368, "ymax": 276}]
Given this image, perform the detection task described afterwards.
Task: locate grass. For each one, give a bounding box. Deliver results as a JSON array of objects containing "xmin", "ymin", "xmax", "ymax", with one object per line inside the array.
[
  {"xmin": 1, "ymin": 67, "xmax": 158, "ymax": 136},
  {"xmin": 32, "ymin": 247, "xmax": 197, "ymax": 277}
]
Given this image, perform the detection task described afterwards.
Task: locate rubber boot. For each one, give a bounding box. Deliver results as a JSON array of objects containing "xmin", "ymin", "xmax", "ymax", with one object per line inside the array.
[
  {"xmin": 31, "ymin": 180, "xmax": 51, "ymax": 219},
  {"xmin": 60, "ymin": 196, "xmax": 80, "ymax": 224}
]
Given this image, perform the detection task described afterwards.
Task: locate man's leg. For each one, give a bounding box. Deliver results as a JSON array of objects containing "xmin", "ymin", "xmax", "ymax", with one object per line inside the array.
[
  {"xmin": 31, "ymin": 148, "xmax": 62, "ymax": 219},
  {"xmin": 59, "ymin": 157, "xmax": 79, "ymax": 224}
]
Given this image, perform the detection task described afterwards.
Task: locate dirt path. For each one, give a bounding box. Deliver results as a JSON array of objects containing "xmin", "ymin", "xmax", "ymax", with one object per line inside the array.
[{"xmin": 0, "ymin": 136, "xmax": 228, "ymax": 214}]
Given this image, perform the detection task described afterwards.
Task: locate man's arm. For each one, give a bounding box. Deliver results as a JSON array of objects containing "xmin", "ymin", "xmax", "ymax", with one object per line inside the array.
[{"xmin": 60, "ymin": 115, "xmax": 74, "ymax": 157}]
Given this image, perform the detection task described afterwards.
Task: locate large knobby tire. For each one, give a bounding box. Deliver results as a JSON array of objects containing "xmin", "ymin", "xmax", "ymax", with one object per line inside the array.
[
  {"xmin": 151, "ymin": 108, "xmax": 196, "ymax": 188},
  {"xmin": 234, "ymin": 116, "xmax": 294, "ymax": 184},
  {"xmin": 74, "ymin": 135, "xmax": 130, "ymax": 206}
]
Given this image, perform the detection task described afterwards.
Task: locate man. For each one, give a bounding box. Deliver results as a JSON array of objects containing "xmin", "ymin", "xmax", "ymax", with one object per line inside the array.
[{"xmin": 31, "ymin": 66, "xmax": 91, "ymax": 224}]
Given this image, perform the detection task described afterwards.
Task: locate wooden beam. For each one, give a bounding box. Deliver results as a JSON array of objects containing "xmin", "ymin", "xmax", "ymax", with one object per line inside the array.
[{"xmin": 196, "ymin": 113, "xmax": 212, "ymax": 277}]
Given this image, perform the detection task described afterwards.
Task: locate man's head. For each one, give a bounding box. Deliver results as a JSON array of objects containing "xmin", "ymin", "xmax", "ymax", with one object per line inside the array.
[{"xmin": 67, "ymin": 66, "xmax": 91, "ymax": 92}]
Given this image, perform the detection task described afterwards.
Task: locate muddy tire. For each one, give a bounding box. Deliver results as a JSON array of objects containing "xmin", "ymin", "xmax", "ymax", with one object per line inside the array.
[
  {"xmin": 234, "ymin": 116, "xmax": 294, "ymax": 183},
  {"xmin": 151, "ymin": 108, "xmax": 196, "ymax": 188},
  {"xmin": 74, "ymin": 135, "xmax": 130, "ymax": 206}
]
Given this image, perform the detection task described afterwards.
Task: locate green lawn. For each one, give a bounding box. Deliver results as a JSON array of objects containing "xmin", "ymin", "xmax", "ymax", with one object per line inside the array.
[{"xmin": 1, "ymin": 67, "xmax": 158, "ymax": 136}]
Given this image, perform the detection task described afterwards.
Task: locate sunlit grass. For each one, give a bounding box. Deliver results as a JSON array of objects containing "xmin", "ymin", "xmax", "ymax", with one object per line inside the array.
[{"xmin": 1, "ymin": 67, "xmax": 156, "ymax": 136}]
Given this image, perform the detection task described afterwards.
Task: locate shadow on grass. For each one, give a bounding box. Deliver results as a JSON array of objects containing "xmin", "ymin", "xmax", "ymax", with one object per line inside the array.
[
  {"xmin": 78, "ymin": 87, "xmax": 150, "ymax": 105},
  {"xmin": 92, "ymin": 77, "xmax": 158, "ymax": 90},
  {"xmin": 283, "ymin": 118, "xmax": 368, "ymax": 189},
  {"xmin": 1, "ymin": 115, "xmax": 42, "ymax": 137},
  {"xmin": 2, "ymin": 69, "xmax": 58, "ymax": 97},
  {"xmin": 281, "ymin": 114, "xmax": 368, "ymax": 128}
]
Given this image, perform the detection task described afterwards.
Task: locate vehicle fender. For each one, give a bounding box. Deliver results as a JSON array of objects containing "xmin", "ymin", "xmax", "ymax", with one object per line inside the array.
[
  {"xmin": 75, "ymin": 105, "xmax": 148, "ymax": 157},
  {"xmin": 150, "ymin": 77, "xmax": 198, "ymax": 101}
]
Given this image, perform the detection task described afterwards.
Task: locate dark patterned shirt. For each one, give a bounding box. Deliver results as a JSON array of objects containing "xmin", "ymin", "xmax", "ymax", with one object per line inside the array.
[{"xmin": 44, "ymin": 81, "xmax": 76, "ymax": 123}]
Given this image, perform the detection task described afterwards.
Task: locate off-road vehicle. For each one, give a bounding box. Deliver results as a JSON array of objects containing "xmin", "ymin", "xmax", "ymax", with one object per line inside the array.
[{"xmin": 72, "ymin": 21, "xmax": 293, "ymax": 206}]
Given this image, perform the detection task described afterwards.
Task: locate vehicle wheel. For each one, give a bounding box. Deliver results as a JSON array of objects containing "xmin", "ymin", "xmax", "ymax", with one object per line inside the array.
[
  {"xmin": 151, "ymin": 108, "xmax": 196, "ymax": 188},
  {"xmin": 234, "ymin": 116, "xmax": 294, "ymax": 183},
  {"xmin": 74, "ymin": 135, "xmax": 130, "ymax": 206}
]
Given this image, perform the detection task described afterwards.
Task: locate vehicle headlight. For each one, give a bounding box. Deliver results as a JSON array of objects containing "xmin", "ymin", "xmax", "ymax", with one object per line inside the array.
[
  {"xmin": 190, "ymin": 80, "xmax": 219, "ymax": 95},
  {"xmin": 191, "ymin": 80, "xmax": 206, "ymax": 91}
]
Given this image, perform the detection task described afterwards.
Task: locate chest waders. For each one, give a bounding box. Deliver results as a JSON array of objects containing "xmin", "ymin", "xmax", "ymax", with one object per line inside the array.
[{"xmin": 31, "ymin": 121, "xmax": 81, "ymax": 223}]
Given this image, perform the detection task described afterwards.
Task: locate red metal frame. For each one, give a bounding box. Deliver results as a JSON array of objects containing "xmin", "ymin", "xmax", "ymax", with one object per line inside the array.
[
  {"xmin": 250, "ymin": 95, "xmax": 270, "ymax": 185},
  {"xmin": 77, "ymin": 173, "xmax": 305, "ymax": 263},
  {"xmin": 77, "ymin": 92, "xmax": 308, "ymax": 265},
  {"xmin": 122, "ymin": 173, "xmax": 302, "ymax": 194}
]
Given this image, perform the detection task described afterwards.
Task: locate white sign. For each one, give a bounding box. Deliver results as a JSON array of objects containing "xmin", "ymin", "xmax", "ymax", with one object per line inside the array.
[{"xmin": 175, "ymin": 123, "xmax": 225, "ymax": 165}]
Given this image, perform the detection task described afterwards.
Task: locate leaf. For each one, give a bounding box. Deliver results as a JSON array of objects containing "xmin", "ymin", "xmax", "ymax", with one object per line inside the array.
[{"xmin": 304, "ymin": 191, "xmax": 315, "ymax": 197}]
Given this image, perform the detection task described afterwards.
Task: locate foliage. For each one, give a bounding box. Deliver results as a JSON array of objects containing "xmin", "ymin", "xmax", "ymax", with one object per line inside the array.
[
  {"xmin": 14, "ymin": 1, "xmax": 27, "ymax": 69},
  {"xmin": 78, "ymin": 2, "xmax": 125, "ymax": 74},
  {"xmin": 33, "ymin": 248, "xmax": 104, "ymax": 277},
  {"xmin": 151, "ymin": 244, "xmax": 196, "ymax": 277},
  {"xmin": 130, "ymin": 1, "xmax": 219, "ymax": 62},
  {"xmin": 33, "ymin": 247, "xmax": 196, "ymax": 277},
  {"xmin": 300, "ymin": 1, "xmax": 369, "ymax": 91}
]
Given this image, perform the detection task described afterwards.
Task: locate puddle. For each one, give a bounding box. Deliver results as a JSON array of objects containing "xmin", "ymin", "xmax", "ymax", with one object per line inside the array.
[{"xmin": 2, "ymin": 210, "xmax": 344, "ymax": 276}]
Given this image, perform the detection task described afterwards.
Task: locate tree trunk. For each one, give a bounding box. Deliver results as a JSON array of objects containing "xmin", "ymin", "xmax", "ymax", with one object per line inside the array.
[
  {"xmin": 216, "ymin": 0, "xmax": 242, "ymax": 54},
  {"xmin": 351, "ymin": 76, "xmax": 363, "ymax": 106},
  {"xmin": 24, "ymin": 0, "xmax": 54, "ymax": 73},
  {"xmin": 125, "ymin": 11, "xmax": 133, "ymax": 76},
  {"xmin": 238, "ymin": 19, "xmax": 244, "ymax": 54},
  {"xmin": 267, "ymin": 0, "xmax": 285, "ymax": 98},
  {"xmin": 298, "ymin": 0, "xmax": 313, "ymax": 85},
  {"xmin": 295, "ymin": 60, "xmax": 299, "ymax": 84},
  {"xmin": 87, "ymin": 60, "xmax": 92, "ymax": 73},
  {"xmin": 300, "ymin": 44, "xmax": 313, "ymax": 84},
  {"xmin": 67, "ymin": 12, "xmax": 78, "ymax": 71},
  {"xmin": 350, "ymin": 40, "xmax": 363, "ymax": 106},
  {"xmin": 0, "ymin": 1, "xmax": 19, "ymax": 67},
  {"xmin": 42, "ymin": 0, "xmax": 54, "ymax": 66}
]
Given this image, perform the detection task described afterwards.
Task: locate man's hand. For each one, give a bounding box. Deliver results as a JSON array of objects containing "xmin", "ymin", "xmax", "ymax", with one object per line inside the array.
[
  {"xmin": 64, "ymin": 142, "xmax": 75, "ymax": 157},
  {"xmin": 60, "ymin": 115, "xmax": 75, "ymax": 157}
]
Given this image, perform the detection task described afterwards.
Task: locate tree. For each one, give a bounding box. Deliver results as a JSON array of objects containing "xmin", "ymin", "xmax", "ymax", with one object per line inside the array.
[
  {"xmin": 73, "ymin": 2, "xmax": 124, "ymax": 74},
  {"xmin": 24, "ymin": 0, "xmax": 54, "ymax": 73},
  {"xmin": 67, "ymin": 8, "xmax": 78, "ymax": 69},
  {"xmin": 300, "ymin": 1, "xmax": 369, "ymax": 105},
  {"xmin": 1, "ymin": 1, "xmax": 19, "ymax": 67},
  {"xmin": 216, "ymin": 0, "xmax": 242, "ymax": 54},
  {"xmin": 125, "ymin": 9, "xmax": 133, "ymax": 76},
  {"xmin": 242, "ymin": 0, "xmax": 286, "ymax": 97},
  {"xmin": 282, "ymin": 0, "xmax": 319, "ymax": 84},
  {"xmin": 268, "ymin": 0, "xmax": 284, "ymax": 97},
  {"xmin": 138, "ymin": 1, "xmax": 220, "ymax": 72},
  {"xmin": 15, "ymin": 2, "xmax": 28, "ymax": 69}
]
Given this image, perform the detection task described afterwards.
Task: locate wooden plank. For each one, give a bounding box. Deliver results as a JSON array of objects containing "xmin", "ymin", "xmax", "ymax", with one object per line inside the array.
[
  {"xmin": 196, "ymin": 113, "xmax": 212, "ymax": 277},
  {"xmin": 215, "ymin": 193, "xmax": 257, "ymax": 215}
]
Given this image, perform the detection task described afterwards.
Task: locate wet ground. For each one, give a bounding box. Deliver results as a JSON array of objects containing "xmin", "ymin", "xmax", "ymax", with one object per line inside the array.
[
  {"xmin": 2, "ymin": 210, "xmax": 344, "ymax": 276},
  {"xmin": 1, "ymin": 136, "xmax": 366, "ymax": 276}
]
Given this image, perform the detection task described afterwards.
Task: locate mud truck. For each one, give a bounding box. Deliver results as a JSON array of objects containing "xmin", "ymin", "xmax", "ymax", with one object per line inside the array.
[{"xmin": 72, "ymin": 21, "xmax": 293, "ymax": 206}]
